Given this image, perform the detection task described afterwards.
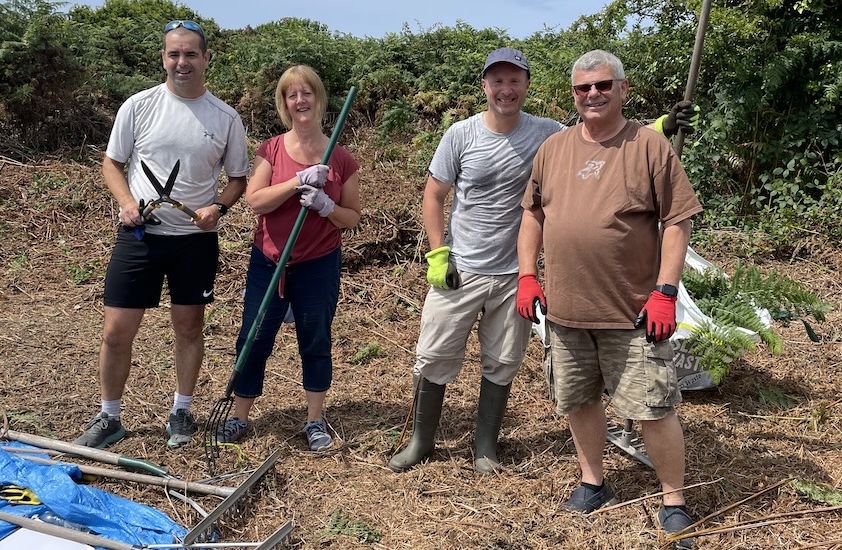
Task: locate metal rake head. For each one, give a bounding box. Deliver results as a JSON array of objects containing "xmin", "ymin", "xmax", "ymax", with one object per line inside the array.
[
  {"xmin": 203, "ymin": 395, "xmax": 233, "ymax": 472},
  {"xmin": 606, "ymin": 419, "xmax": 654, "ymax": 469},
  {"xmin": 184, "ymin": 447, "xmax": 284, "ymax": 547}
]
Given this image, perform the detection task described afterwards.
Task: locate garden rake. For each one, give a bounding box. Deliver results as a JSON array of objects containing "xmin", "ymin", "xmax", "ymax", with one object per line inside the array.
[
  {"xmin": 605, "ymin": 418, "xmax": 653, "ymax": 469},
  {"xmin": 203, "ymin": 86, "xmax": 358, "ymax": 472},
  {"xmin": 182, "ymin": 447, "xmax": 286, "ymax": 547}
]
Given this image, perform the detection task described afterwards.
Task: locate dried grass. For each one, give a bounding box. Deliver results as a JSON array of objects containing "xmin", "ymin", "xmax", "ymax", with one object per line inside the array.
[{"xmin": 0, "ymin": 137, "xmax": 840, "ymax": 548}]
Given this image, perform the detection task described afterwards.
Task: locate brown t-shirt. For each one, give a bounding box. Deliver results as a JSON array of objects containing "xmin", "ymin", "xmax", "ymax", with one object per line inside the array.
[{"xmin": 522, "ymin": 121, "xmax": 703, "ymax": 329}]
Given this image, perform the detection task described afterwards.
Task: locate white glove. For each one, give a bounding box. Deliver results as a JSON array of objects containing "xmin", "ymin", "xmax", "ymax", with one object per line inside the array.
[
  {"xmin": 298, "ymin": 184, "xmax": 336, "ymax": 217},
  {"xmin": 296, "ymin": 164, "xmax": 329, "ymax": 189}
]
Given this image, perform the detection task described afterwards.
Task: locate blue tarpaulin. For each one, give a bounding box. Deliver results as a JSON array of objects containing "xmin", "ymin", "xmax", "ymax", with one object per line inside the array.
[{"xmin": 0, "ymin": 444, "xmax": 186, "ymax": 547}]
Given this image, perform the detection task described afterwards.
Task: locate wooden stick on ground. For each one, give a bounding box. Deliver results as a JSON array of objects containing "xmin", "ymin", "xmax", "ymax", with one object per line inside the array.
[
  {"xmin": 0, "ymin": 510, "xmax": 135, "ymax": 550},
  {"xmin": 13, "ymin": 453, "xmax": 234, "ymax": 497},
  {"xmin": 668, "ymin": 505, "xmax": 842, "ymax": 544},
  {"xmin": 660, "ymin": 517, "xmax": 811, "ymax": 548},
  {"xmin": 3, "ymin": 429, "xmax": 169, "ymax": 477},
  {"xmin": 588, "ymin": 478, "xmax": 724, "ymax": 516},
  {"xmin": 665, "ymin": 477, "xmax": 794, "ymax": 542},
  {"xmin": 798, "ymin": 538, "xmax": 842, "ymax": 549}
]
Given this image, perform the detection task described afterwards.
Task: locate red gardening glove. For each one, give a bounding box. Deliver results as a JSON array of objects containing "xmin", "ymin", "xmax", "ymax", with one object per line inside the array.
[
  {"xmin": 516, "ymin": 274, "xmax": 547, "ymax": 323},
  {"xmin": 634, "ymin": 290, "xmax": 678, "ymax": 343}
]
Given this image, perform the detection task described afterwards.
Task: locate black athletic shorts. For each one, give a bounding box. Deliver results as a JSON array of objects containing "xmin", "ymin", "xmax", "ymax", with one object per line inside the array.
[{"xmin": 103, "ymin": 228, "xmax": 219, "ymax": 308}]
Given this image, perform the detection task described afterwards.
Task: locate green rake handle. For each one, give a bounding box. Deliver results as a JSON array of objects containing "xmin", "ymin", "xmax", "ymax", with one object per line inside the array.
[{"xmin": 223, "ymin": 86, "xmax": 357, "ymax": 397}]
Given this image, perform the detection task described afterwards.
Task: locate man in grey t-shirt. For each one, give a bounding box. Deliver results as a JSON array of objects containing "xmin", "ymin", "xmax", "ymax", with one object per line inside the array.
[
  {"xmin": 74, "ymin": 20, "xmax": 249, "ymax": 450},
  {"xmin": 389, "ymin": 47, "xmax": 696, "ymax": 475},
  {"xmin": 389, "ymin": 47, "xmax": 560, "ymax": 474}
]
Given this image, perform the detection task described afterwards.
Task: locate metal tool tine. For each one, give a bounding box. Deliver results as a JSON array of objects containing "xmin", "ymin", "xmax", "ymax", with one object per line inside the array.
[
  {"xmin": 255, "ymin": 520, "xmax": 294, "ymax": 549},
  {"xmin": 606, "ymin": 421, "xmax": 654, "ymax": 469},
  {"xmin": 203, "ymin": 394, "xmax": 233, "ymax": 470}
]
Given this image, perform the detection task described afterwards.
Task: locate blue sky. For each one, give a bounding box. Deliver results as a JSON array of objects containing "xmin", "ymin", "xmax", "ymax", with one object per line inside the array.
[{"xmin": 67, "ymin": 0, "xmax": 611, "ymax": 39}]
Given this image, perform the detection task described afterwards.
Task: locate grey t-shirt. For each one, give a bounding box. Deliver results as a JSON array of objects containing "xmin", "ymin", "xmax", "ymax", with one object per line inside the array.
[
  {"xmin": 106, "ymin": 84, "xmax": 249, "ymax": 236},
  {"xmin": 428, "ymin": 112, "xmax": 564, "ymax": 274}
]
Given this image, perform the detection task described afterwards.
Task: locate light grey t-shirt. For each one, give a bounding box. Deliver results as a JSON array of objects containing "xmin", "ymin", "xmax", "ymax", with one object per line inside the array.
[
  {"xmin": 106, "ymin": 84, "xmax": 249, "ymax": 236},
  {"xmin": 428, "ymin": 112, "xmax": 564, "ymax": 274}
]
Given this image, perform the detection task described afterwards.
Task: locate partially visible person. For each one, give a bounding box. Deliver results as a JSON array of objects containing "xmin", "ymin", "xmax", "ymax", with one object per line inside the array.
[
  {"xmin": 215, "ymin": 65, "xmax": 361, "ymax": 451},
  {"xmin": 388, "ymin": 46, "xmax": 697, "ymax": 475},
  {"xmin": 517, "ymin": 49, "xmax": 703, "ymax": 546},
  {"xmin": 75, "ymin": 20, "xmax": 249, "ymax": 449}
]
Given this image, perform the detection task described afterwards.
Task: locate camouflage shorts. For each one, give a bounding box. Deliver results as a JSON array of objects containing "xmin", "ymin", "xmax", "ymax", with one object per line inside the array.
[{"xmin": 544, "ymin": 322, "xmax": 681, "ymax": 420}]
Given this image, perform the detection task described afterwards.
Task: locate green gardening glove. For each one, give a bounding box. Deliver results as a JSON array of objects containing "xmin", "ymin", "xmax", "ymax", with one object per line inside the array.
[
  {"xmin": 425, "ymin": 246, "xmax": 461, "ymax": 290},
  {"xmin": 654, "ymin": 100, "xmax": 700, "ymax": 138}
]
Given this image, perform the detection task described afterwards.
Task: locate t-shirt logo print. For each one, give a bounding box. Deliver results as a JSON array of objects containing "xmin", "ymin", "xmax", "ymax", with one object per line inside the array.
[{"xmin": 577, "ymin": 160, "xmax": 605, "ymax": 181}]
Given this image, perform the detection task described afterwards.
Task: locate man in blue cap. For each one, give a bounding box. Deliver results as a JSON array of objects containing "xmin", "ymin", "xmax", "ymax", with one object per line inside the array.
[{"xmin": 389, "ymin": 47, "xmax": 696, "ymax": 474}]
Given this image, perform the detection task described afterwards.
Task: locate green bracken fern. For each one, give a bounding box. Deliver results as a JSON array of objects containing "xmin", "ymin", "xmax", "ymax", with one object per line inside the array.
[
  {"xmin": 682, "ymin": 262, "xmax": 830, "ymax": 382},
  {"xmin": 685, "ymin": 320, "xmax": 757, "ymax": 384}
]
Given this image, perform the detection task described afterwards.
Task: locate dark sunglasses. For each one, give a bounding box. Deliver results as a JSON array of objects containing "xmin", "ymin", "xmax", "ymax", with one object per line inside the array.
[
  {"xmin": 163, "ymin": 20, "xmax": 205, "ymax": 37},
  {"xmin": 572, "ymin": 79, "xmax": 622, "ymax": 96}
]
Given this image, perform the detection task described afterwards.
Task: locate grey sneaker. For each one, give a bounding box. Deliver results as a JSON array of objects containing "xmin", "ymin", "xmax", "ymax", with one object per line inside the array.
[
  {"xmin": 303, "ymin": 419, "xmax": 332, "ymax": 451},
  {"xmin": 216, "ymin": 417, "xmax": 248, "ymax": 443},
  {"xmin": 166, "ymin": 409, "xmax": 197, "ymax": 448},
  {"xmin": 74, "ymin": 412, "xmax": 126, "ymax": 448}
]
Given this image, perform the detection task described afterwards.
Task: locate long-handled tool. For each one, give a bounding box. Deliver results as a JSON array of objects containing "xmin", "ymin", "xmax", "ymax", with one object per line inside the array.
[
  {"xmin": 0, "ymin": 510, "xmax": 136, "ymax": 550},
  {"xmin": 2, "ymin": 446, "xmax": 287, "ymax": 547},
  {"xmin": 10, "ymin": 452, "xmax": 233, "ymax": 497},
  {"xmin": 673, "ymin": 0, "xmax": 712, "ymax": 158},
  {"xmin": 203, "ymin": 86, "xmax": 358, "ymax": 470},
  {"xmin": 2, "ymin": 429, "xmax": 169, "ymax": 477},
  {"xmin": 606, "ymin": 419, "xmax": 654, "ymax": 469},
  {"xmin": 606, "ymin": 0, "xmax": 712, "ymax": 470}
]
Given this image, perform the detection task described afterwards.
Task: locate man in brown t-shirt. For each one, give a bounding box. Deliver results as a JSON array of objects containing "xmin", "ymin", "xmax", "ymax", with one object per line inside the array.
[{"xmin": 517, "ymin": 49, "xmax": 703, "ymax": 546}]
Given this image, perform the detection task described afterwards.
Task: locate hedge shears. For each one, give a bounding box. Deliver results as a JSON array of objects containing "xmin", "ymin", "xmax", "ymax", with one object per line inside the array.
[
  {"xmin": 140, "ymin": 159, "xmax": 200, "ymax": 223},
  {"xmin": 127, "ymin": 160, "xmax": 201, "ymax": 240}
]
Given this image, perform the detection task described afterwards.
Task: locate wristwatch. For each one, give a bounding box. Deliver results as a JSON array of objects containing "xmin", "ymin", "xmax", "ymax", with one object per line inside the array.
[
  {"xmin": 654, "ymin": 283, "xmax": 679, "ymax": 297},
  {"xmin": 212, "ymin": 202, "xmax": 229, "ymax": 216}
]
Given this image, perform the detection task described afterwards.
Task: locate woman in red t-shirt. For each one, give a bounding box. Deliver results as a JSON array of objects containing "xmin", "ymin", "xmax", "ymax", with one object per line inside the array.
[{"xmin": 219, "ymin": 65, "xmax": 360, "ymax": 451}]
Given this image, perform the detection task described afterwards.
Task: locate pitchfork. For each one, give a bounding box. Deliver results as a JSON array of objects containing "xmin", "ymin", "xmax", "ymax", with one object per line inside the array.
[{"xmin": 203, "ymin": 86, "xmax": 358, "ymax": 472}]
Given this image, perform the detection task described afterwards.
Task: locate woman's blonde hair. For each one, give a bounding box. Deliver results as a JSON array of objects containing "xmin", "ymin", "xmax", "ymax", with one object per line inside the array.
[{"xmin": 274, "ymin": 64, "xmax": 327, "ymax": 129}]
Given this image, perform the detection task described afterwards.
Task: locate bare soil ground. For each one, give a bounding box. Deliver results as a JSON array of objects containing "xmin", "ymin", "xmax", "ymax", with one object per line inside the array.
[{"xmin": 0, "ymin": 136, "xmax": 840, "ymax": 549}]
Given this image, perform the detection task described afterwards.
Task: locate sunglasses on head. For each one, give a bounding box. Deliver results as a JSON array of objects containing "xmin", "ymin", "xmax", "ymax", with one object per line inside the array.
[
  {"xmin": 163, "ymin": 20, "xmax": 205, "ymax": 37},
  {"xmin": 572, "ymin": 79, "xmax": 621, "ymax": 96}
]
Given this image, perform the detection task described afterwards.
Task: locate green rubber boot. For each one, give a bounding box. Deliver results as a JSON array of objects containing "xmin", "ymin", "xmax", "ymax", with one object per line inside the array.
[
  {"xmin": 474, "ymin": 377, "xmax": 512, "ymax": 474},
  {"xmin": 388, "ymin": 377, "xmax": 446, "ymax": 472}
]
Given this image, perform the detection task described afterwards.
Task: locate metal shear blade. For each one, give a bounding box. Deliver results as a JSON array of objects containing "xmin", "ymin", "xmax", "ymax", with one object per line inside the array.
[{"xmin": 141, "ymin": 159, "xmax": 180, "ymax": 198}]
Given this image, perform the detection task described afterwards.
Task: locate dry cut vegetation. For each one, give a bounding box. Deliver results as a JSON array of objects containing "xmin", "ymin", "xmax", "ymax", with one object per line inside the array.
[{"xmin": 0, "ymin": 134, "xmax": 840, "ymax": 549}]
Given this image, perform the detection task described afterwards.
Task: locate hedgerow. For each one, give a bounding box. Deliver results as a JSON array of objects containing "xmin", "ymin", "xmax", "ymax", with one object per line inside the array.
[{"xmin": 1, "ymin": 0, "xmax": 839, "ymax": 249}]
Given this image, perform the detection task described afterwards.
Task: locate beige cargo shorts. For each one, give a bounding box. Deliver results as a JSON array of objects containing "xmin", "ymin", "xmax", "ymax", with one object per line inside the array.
[{"xmin": 544, "ymin": 322, "xmax": 681, "ymax": 420}]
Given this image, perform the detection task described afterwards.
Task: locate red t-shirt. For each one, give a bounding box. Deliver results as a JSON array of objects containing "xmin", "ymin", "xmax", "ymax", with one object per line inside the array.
[{"xmin": 253, "ymin": 134, "xmax": 359, "ymax": 265}]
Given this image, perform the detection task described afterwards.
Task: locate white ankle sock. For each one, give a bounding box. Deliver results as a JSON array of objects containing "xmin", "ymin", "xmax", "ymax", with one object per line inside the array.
[
  {"xmin": 172, "ymin": 392, "xmax": 192, "ymax": 414},
  {"xmin": 101, "ymin": 399, "xmax": 121, "ymax": 419}
]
